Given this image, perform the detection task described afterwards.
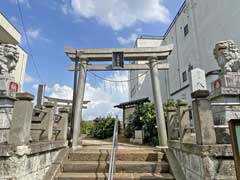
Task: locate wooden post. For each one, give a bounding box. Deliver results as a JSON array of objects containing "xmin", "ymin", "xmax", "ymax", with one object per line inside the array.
[{"xmin": 8, "ymin": 93, "xmax": 34, "ymax": 145}]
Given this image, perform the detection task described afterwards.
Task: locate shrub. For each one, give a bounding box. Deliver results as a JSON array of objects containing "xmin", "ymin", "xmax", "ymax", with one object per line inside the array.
[
  {"xmin": 163, "ymin": 98, "xmax": 177, "ymax": 118},
  {"xmin": 93, "ymin": 116, "xmax": 116, "ymax": 139}
]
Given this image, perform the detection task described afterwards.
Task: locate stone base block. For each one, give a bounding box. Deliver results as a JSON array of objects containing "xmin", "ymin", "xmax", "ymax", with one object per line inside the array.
[
  {"xmin": 220, "ymin": 72, "xmax": 240, "ymax": 88},
  {"xmin": 0, "ymin": 96, "xmax": 15, "ymax": 143},
  {"xmin": 209, "ymin": 88, "xmax": 240, "ymax": 144}
]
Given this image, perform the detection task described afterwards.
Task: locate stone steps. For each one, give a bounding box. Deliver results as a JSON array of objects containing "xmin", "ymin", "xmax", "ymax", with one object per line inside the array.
[
  {"xmin": 57, "ymin": 172, "xmax": 175, "ymax": 180},
  {"xmin": 62, "ymin": 161, "xmax": 169, "ymax": 173},
  {"xmin": 68, "ymin": 150, "xmax": 165, "ymax": 162},
  {"xmin": 55, "ymin": 140, "xmax": 175, "ymax": 180}
]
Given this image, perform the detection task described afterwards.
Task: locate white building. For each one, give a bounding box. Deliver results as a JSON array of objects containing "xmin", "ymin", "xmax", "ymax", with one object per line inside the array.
[
  {"xmin": 0, "ymin": 12, "xmax": 28, "ymax": 91},
  {"xmin": 129, "ymin": 0, "xmax": 240, "ymax": 103}
]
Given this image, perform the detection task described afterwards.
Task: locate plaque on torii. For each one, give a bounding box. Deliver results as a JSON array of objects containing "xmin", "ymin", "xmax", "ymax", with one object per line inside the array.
[{"xmin": 64, "ymin": 45, "xmax": 174, "ymax": 148}]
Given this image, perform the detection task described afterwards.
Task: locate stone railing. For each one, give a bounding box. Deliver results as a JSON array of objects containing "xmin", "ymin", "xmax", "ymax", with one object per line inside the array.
[
  {"xmin": 166, "ymin": 90, "xmax": 222, "ymax": 145},
  {"xmin": 166, "ymin": 100, "xmax": 195, "ymax": 143},
  {"xmin": 166, "ymin": 89, "xmax": 239, "ymax": 146},
  {"xmin": 0, "ymin": 92, "xmax": 70, "ymax": 180},
  {"xmin": 166, "ymin": 90, "xmax": 237, "ymax": 180},
  {"xmin": 5, "ymin": 92, "xmax": 70, "ymax": 146}
]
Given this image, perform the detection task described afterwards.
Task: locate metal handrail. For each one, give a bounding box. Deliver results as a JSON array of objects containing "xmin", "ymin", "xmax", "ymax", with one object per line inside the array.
[{"xmin": 108, "ymin": 116, "xmax": 119, "ymax": 180}]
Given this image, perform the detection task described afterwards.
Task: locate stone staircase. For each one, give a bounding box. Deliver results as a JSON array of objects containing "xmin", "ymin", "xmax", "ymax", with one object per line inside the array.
[{"xmin": 55, "ymin": 143, "xmax": 175, "ymax": 180}]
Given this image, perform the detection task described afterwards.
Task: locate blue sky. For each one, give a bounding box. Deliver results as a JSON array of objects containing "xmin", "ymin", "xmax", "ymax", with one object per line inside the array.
[{"xmin": 1, "ymin": 0, "xmax": 184, "ymax": 120}]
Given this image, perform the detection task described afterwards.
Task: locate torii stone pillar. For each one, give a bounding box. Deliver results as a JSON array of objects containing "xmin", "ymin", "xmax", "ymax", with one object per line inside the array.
[
  {"xmin": 149, "ymin": 57, "xmax": 168, "ymax": 146},
  {"xmin": 72, "ymin": 60, "xmax": 87, "ymax": 147}
]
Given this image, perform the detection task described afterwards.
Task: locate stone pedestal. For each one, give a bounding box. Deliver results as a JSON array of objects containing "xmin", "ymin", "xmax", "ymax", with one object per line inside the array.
[
  {"xmin": 209, "ymin": 72, "xmax": 240, "ymax": 144},
  {"xmin": 9, "ymin": 93, "xmax": 34, "ymax": 145},
  {"xmin": 0, "ymin": 75, "xmax": 16, "ymax": 96},
  {"xmin": 0, "ymin": 95, "xmax": 15, "ymax": 143},
  {"xmin": 192, "ymin": 90, "xmax": 216, "ymax": 145}
]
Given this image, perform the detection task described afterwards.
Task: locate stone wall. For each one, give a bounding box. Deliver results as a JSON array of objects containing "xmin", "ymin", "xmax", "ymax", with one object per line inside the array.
[
  {"xmin": 0, "ymin": 141, "xmax": 67, "ymax": 180},
  {"xmin": 168, "ymin": 141, "xmax": 237, "ymax": 180}
]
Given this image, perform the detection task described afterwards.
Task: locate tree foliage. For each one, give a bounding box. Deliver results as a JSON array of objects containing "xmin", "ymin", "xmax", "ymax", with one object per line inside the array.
[
  {"xmin": 80, "ymin": 120, "xmax": 94, "ymax": 135},
  {"xmin": 126, "ymin": 102, "xmax": 158, "ymax": 145},
  {"xmin": 93, "ymin": 116, "xmax": 116, "ymax": 139},
  {"xmin": 126, "ymin": 99, "xmax": 177, "ymax": 146}
]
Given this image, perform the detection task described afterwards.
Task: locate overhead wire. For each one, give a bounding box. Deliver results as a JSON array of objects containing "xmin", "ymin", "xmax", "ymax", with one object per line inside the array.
[
  {"xmin": 16, "ymin": 0, "xmax": 44, "ymax": 84},
  {"xmin": 88, "ymin": 70, "xmax": 148, "ymax": 83},
  {"xmin": 78, "ymin": 62, "xmax": 150, "ymax": 83}
]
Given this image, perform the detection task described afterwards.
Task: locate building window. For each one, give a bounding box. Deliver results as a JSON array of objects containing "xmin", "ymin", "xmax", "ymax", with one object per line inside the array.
[
  {"xmin": 184, "ymin": 24, "xmax": 189, "ymax": 36},
  {"xmin": 182, "ymin": 71, "xmax": 187, "ymax": 82}
]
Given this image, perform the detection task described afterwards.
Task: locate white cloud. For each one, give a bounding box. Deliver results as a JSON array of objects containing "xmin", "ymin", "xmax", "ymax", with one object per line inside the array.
[
  {"xmin": 11, "ymin": 0, "xmax": 31, "ymax": 8},
  {"xmin": 24, "ymin": 73, "xmax": 35, "ymax": 83},
  {"xmin": 10, "ymin": 16, "xmax": 17, "ymax": 24},
  {"xmin": 24, "ymin": 28, "xmax": 50, "ymax": 43},
  {"xmin": 44, "ymin": 72, "xmax": 128, "ymax": 120},
  {"xmin": 63, "ymin": 0, "xmax": 170, "ymax": 30},
  {"xmin": 26, "ymin": 28, "xmax": 40, "ymax": 39},
  {"xmin": 117, "ymin": 33, "xmax": 138, "ymax": 45},
  {"xmin": 136, "ymin": 28, "xmax": 143, "ymax": 33},
  {"xmin": 47, "ymin": 84, "xmax": 73, "ymax": 100},
  {"xmin": 61, "ymin": 0, "xmax": 70, "ymax": 15},
  {"xmin": 84, "ymin": 72, "xmax": 128, "ymax": 120}
]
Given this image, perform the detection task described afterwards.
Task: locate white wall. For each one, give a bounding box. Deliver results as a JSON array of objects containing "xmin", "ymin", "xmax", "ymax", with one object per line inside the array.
[
  {"xmin": 129, "ymin": 38, "xmax": 163, "ymax": 101},
  {"xmin": 0, "ymin": 12, "xmax": 28, "ymax": 92},
  {"xmin": 0, "ymin": 13, "xmax": 21, "ymax": 45},
  {"xmin": 129, "ymin": 0, "xmax": 240, "ymax": 103}
]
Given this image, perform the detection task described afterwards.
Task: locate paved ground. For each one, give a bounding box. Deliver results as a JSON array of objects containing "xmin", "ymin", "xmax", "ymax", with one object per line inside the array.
[{"xmin": 78, "ymin": 137, "xmax": 158, "ymax": 151}]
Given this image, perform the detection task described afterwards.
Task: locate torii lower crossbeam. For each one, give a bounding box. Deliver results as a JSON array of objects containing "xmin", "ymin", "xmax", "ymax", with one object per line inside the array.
[{"xmin": 68, "ymin": 63, "xmax": 169, "ymax": 71}]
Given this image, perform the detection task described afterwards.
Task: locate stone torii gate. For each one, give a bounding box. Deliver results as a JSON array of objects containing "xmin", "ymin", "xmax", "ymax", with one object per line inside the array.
[{"xmin": 64, "ymin": 45, "xmax": 173, "ymax": 148}]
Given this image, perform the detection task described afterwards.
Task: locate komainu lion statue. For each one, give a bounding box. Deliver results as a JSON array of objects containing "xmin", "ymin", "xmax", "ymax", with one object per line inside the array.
[
  {"xmin": 0, "ymin": 43, "xmax": 19, "ymax": 75},
  {"xmin": 214, "ymin": 40, "xmax": 240, "ymax": 73}
]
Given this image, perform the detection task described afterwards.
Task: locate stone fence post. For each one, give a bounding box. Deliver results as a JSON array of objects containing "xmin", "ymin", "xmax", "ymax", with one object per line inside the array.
[
  {"xmin": 56, "ymin": 108, "xmax": 69, "ymax": 140},
  {"xmin": 191, "ymin": 90, "xmax": 216, "ymax": 145},
  {"xmin": 40, "ymin": 102, "xmax": 55, "ymax": 141},
  {"xmin": 177, "ymin": 100, "xmax": 189, "ymax": 141},
  {"xmin": 8, "ymin": 92, "xmax": 34, "ymax": 145},
  {"xmin": 166, "ymin": 106, "xmax": 178, "ymax": 140}
]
